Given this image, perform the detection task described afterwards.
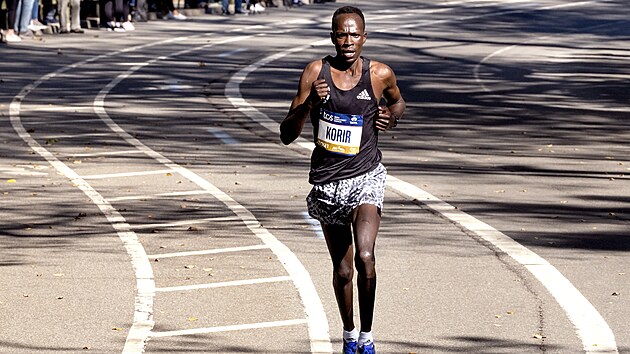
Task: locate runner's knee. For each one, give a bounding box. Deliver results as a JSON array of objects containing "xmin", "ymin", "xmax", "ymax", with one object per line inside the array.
[
  {"xmin": 355, "ymin": 249, "xmax": 376, "ymax": 277},
  {"xmin": 333, "ymin": 262, "xmax": 354, "ymax": 283}
]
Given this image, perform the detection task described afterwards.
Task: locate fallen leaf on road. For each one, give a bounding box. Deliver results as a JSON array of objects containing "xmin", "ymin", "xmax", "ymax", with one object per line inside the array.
[
  {"xmin": 187, "ymin": 317, "xmax": 198, "ymax": 322},
  {"xmin": 112, "ymin": 327, "xmax": 124, "ymax": 331}
]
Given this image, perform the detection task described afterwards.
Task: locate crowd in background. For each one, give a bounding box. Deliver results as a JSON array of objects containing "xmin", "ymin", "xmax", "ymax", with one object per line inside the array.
[{"xmin": 0, "ymin": 0, "xmax": 336, "ymax": 43}]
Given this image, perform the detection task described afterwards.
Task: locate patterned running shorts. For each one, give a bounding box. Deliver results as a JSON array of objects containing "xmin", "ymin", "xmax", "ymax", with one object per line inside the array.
[{"xmin": 306, "ymin": 163, "xmax": 387, "ymax": 225}]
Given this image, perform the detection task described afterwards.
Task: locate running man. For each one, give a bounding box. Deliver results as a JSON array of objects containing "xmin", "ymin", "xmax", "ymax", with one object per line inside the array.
[{"xmin": 280, "ymin": 6, "xmax": 406, "ymax": 354}]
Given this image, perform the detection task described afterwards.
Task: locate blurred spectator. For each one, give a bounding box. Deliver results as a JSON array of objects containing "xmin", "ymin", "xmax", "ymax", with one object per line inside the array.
[
  {"xmin": 155, "ymin": 0, "xmax": 186, "ymax": 19},
  {"xmin": 103, "ymin": 0, "xmax": 135, "ymax": 31},
  {"xmin": 58, "ymin": 0, "xmax": 83, "ymax": 33},
  {"xmin": 14, "ymin": 0, "xmax": 36, "ymax": 36},
  {"xmin": 222, "ymin": 0, "xmax": 243, "ymax": 15},
  {"xmin": 42, "ymin": 0, "xmax": 58, "ymax": 25},
  {"xmin": 1, "ymin": 0, "xmax": 21, "ymax": 42},
  {"xmin": 28, "ymin": 0, "xmax": 48, "ymax": 32}
]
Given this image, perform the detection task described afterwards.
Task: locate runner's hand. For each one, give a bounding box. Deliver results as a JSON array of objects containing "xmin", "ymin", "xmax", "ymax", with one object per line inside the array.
[
  {"xmin": 376, "ymin": 106, "xmax": 397, "ymax": 131},
  {"xmin": 308, "ymin": 79, "xmax": 330, "ymax": 107}
]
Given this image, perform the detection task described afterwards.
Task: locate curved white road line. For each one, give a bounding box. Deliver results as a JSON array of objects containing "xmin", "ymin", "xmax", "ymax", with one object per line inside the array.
[
  {"xmin": 8, "ymin": 27, "xmax": 331, "ymax": 352},
  {"xmin": 93, "ymin": 35, "xmax": 333, "ymax": 353},
  {"xmin": 470, "ymin": 13, "xmax": 629, "ymax": 354},
  {"xmin": 7, "ymin": 2, "xmax": 618, "ymax": 353},
  {"xmin": 9, "ymin": 34, "xmax": 205, "ymax": 353},
  {"xmin": 7, "ymin": 40, "xmax": 188, "ymax": 353},
  {"xmin": 9, "ymin": 99, "xmax": 157, "ymax": 352},
  {"xmin": 225, "ymin": 22, "xmax": 619, "ymax": 354}
]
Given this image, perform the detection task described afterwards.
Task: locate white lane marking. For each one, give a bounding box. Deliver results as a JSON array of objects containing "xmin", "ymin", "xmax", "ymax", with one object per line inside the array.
[
  {"xmin": 225, "ymin": 40, "xmax": 335, "ymax": 354},
  {"xmin": 469, "ymin": 10, "xmax": 626, "ymax": 353},
  {"xmin": 5, "ymin": 4, "xmax": 540, "ymax": 352},
  {"xmin": 225, "ymin": 13, "xmax": 620, "ymax": 352},
  {"xmin": 217, "ymin": 48, "xmax": 248, "ymax": 58},
  {"xmin": 131, "ymin": 216, "xmax": 241, "ymax": 230},
  {"xmin": 156, "ymin": 276, "xmax": 292, "ymax": 292},
  {"xmin": 93, "ymin": 34, "xmax": 333, "ymax": 354},
  {"xmin": 147, "ymin": 244, "xmax": 270, "ymax": 259},
  {"xmin": 9, "ymin": 35, "xmax": 193, "ymax": 354},
  {"xmin": 387, "ymin": 177, "xmax": 618, "ymax": 353},
  {"xmin": 208, "ymin": 127, "xmax": 239, "ymax": 145},
  {"xmin": 302, "ymin": 211, "xmax": 324, "ymax": 239},
  {"xmin": 107, "ymin": 189, "xmax": 212, "ymax": 202},
  {"xmin": 9, "ymin": 74, "xmax": 156, "ymax": 354},
  {"xmin": 81, "ymin": 169, "xmax": 175, "ymax": 180},
  {"xmin": 150, "ymin": 318, "xmax": 308, "ymax": 338},
  {"xmin": 20, "ymin": 105, "xmax": 95, "ymax": 112}
]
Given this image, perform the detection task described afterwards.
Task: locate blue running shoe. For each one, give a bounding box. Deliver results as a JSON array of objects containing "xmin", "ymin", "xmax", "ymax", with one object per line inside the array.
[
  {"xmin": 359, "ymin": 341, "xmax": 375, "ymax": 354},
  {"xmin": 343, "ymin": 339, "xmax": 358, "ymax": 354}
]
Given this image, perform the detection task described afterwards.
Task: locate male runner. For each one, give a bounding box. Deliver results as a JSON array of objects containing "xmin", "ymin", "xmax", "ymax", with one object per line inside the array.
[{"xmin": 280, "ymin": 5, "xmax": 405, "ymax": 354}]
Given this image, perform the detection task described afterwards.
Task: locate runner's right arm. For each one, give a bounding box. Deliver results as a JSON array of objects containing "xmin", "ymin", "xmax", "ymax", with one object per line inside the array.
[{"xmin": 280, "ymin": 61, "xmax": 327, "ymax": 145}]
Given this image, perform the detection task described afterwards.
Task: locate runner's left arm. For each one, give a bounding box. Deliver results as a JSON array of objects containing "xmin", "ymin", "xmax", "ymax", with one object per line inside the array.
[{"xmin": 374, "ymin": 63, "xmax": 405, "ymax": 131}]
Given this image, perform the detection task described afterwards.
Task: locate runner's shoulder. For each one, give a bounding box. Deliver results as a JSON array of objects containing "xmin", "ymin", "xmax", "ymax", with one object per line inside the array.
[
  {"xmin": 303, "ymin": 59, "xmax": 324, "ymax": 78},
  {"xmin": 369, "ymin": 60, "xmax": 395, "ymax": 81}
]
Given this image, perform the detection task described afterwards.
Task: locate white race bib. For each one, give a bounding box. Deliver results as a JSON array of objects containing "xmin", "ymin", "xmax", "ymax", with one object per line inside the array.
[{"xmin": 317, "ymin": 109, "xmax": 363, "ymax": 156}]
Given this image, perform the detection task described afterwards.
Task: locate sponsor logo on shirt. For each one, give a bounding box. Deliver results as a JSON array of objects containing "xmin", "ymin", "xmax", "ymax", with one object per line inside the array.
[{"xmin": 356, "ymin": 89, "xmax": 371, "ymax": 101}]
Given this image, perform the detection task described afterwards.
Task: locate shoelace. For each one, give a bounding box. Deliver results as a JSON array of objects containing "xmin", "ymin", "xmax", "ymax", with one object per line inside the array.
[
  {"xmin": 343, "ymin": 340, "xmax": 358, "ymax": 354},
  {"xmin": 359, "ymin": 341, "xmax": 375, "ymax": 354}
]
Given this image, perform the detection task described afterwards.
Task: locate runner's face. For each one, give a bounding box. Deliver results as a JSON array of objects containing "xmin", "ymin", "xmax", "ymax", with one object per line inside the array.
[{"xmin": 331, "ymin": 14, "xmax": 367, "ymax": 64}]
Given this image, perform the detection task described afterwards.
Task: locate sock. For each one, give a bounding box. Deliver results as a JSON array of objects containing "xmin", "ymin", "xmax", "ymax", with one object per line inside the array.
[
  {"xmin": 358, "ymin": 331, "xmax": 373, "ymax": 347},
  {"xmin": 343, "ymin": 328, "xmax": 359, "ymax": 343}
]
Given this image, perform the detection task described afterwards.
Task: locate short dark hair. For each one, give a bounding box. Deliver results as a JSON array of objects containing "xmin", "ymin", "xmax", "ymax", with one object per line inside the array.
[{"xmin": 331, "ymin": 6, "xmax": 365, "ymax": 31}]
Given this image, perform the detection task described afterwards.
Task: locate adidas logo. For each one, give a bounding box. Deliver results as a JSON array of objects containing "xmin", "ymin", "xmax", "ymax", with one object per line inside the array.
[{"xmin": 356, "ymin": 89, "xmax": 371, "ymax": 100}]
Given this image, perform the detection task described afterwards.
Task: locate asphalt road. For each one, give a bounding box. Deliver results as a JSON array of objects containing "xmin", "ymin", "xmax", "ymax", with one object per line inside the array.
[{"xmin": 1, "ymin": 1, "xmax": 628, "ymax": 353}]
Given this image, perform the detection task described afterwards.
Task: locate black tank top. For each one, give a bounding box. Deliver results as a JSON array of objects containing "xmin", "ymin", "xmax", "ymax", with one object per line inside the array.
[{"xmin": 308, "ymin": 56, "xmax": 381, "ymax": 184}]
